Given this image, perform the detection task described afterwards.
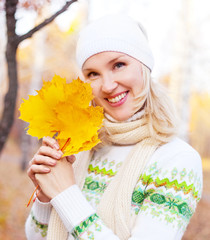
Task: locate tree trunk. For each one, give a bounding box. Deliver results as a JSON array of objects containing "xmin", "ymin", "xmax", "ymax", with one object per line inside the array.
[{"xmin": 0, "ymin": 0, "xmax": 18, "ymax": 154}]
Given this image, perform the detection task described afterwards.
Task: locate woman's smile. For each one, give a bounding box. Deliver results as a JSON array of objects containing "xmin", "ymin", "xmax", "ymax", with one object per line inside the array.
[{"xmin": 105, "ymin": 91, "xmax": 129, "ymax": 106}]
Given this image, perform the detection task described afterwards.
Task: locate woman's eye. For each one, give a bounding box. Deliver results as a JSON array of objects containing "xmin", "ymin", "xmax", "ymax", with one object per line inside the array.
[
  {"xmin": 87, "ymin": 72, "xmax": 98, "ymax": 79},
  {"xmin": 114, "ymin": 62, "xmax": 125, "ymax": 69}
]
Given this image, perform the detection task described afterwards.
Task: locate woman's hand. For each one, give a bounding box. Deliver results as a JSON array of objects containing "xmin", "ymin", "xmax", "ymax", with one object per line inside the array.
[
  {"xmin": 27, "ymin": 136, "xmax": 71, "ymax": 202},
  {"xmin": 35, "ymin": 156, "xmax": 76, "ymax": 200}
]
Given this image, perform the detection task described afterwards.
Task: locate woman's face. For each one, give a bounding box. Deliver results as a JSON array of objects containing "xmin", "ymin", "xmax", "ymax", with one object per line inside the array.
[{"xmin": 82, "ymin": 52, "xmax": 144, "ymax": 121}]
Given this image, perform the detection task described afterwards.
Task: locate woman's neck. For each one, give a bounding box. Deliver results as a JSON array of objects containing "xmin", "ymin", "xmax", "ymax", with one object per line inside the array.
[{"xmin": 105, "ymin": 109, "xmax": 145, "ymax": 123}]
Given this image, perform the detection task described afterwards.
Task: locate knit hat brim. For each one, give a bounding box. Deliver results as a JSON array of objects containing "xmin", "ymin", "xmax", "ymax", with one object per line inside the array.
[{"xmin": 76, "ymin": 14, "xmax": 154, "ymax": 71}]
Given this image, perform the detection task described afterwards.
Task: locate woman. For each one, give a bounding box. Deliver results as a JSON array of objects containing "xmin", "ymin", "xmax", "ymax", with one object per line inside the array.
[{"xmin": 25, "ymin": 14, "xmax": 203, "ymax": 240}]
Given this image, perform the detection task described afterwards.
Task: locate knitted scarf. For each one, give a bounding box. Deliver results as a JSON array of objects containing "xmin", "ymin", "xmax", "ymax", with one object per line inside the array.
[{"xmin": 47, "ymin": 116, "xmax": 162, "ymax": 240}]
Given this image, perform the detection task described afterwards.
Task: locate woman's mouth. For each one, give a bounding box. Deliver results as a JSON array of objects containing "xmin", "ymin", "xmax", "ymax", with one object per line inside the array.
[{"xmin": 105, "ymin": 91, "xmax": 129, "ymax": 106}]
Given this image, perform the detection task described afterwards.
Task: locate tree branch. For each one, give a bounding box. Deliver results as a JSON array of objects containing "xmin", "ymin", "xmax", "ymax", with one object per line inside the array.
[{"xmin": 17, "ymin": 0, "xmax": 78, "ymax": 44}]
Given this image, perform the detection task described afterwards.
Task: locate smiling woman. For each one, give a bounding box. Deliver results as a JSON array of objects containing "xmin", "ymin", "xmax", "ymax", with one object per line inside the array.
[
  {"xmin": 82, "ymin": 52, "xmax": 145, "ymax": 121},
  {"xmin": 25, "ymin": 14, "xmax": 203, "ymax": 240}
]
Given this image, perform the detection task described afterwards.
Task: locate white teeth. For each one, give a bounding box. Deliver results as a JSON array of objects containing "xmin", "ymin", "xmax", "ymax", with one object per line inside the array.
[{"xmin": 107, "ymin": 92, "xmax": 127, "ymax": 103}]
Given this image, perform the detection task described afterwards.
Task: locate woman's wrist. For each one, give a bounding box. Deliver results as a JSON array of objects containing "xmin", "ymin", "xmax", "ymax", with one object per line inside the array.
[{"xmin": 36, "ymin": 190, "xmax": 51, "ymax": 203}]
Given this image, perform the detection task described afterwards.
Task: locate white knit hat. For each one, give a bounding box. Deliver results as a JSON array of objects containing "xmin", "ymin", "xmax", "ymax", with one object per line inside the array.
[{"xmin": 76, "ymin": 14, "xmax": 154, "ymax": 71}]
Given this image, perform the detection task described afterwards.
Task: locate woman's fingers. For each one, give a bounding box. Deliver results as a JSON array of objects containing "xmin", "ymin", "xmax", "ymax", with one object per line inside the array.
[
  {"xmin": 27, "ymin": 164, "xmax": 50, "ymax": 186},
  {"xmin": 42, "ymin": 136, "xmax": 60, "ymax": 150},
  {"xmin": 37, "ymin": 145, "xmax": 63, "ymax": 160},
  {"xmin": 28, "ymin": 139, "xmax": 63, "ymax": 177},
  {"xmin": 28, "ymin": 164, "xmax": 50, "ymax": 177},
  {"xmin": 28, "ymin": 142, "xmax": 62, "ymax": 186},
  {"xmin": 27, "ymin": 136, "xmax": 64, "ymax": 201},
  {"xmin": 29, "ymin": 154, "xmax": 57, "ymax": 167},
  {"xmin": 29, "ymin": 146, "xmax": 62, "ymax": 168}
]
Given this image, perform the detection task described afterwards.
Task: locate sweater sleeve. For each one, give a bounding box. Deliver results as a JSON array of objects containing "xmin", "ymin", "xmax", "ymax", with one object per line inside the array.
[
  {"xmin": 25, "ymin": 198, "xmax": 52, "ymax": 240},
  {"xmin": 50, "ymin": 185, "xmax": 120, "ymax": 239}
]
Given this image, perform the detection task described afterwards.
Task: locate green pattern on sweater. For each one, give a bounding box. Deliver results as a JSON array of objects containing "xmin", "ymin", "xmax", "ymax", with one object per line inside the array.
[
  {"xmin": 141, "ymin": 173, "xmax": 199, "ymax": 199},
  {"xmin": 71, "ymin": 213, "xmax": 99, "ymax": 239},
  {"xmin": 82, "ymin": 157, "xmax": 201, "ymax": 232},
  {"xmin": 88, "ymin": 163, "xmax": 116, "ymax": 177},
  {"xmin": 31, "ymin": 212, "xmax": 48, "ymax": 237},
  {"xmin": 84, "ymin": 176, "xmax": 192, "ymax": 219}
]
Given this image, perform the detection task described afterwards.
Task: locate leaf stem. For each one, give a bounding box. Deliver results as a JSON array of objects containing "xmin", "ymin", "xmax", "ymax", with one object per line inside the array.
[
  {"xmin": 61, "ymin": 138, "xmax": 71, "ymax": 152},
  {"xmin": 26, "ymin": 185, "xmax": 39, "ymax": 207}
]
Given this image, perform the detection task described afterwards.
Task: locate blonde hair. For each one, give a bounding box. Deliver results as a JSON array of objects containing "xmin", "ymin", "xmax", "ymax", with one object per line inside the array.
[{"xmin": 138, "ymin": 64, "xmax": 178, "ymax": 143}]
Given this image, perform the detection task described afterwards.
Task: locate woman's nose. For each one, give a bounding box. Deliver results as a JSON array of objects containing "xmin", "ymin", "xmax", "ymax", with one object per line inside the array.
[{"xmin": 101, "ymin": 74, "xmax": 118, "ymax": 93}]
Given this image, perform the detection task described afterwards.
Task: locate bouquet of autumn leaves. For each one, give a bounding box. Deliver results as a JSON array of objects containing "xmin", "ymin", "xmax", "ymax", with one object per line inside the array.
[
  {"xmin": 19, "ymin": 75, "xmax": 104, "ymax": 156},
  {"xmin": 19, "ymin": 75, "xmax": 104, "ymax": 206}
]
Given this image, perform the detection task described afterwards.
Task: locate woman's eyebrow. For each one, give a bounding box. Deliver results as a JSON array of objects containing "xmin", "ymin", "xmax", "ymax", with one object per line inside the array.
[
  {"xmin": 82, "ymin": 67, "xmax": 94, "ymax": 72},
  {"xmin": 108, "ymin": 55, "xmax": 125, "ymax": 65},
  {"xmin": 83, "ymin": 54, "xmax": 125, "ymax": 72}
]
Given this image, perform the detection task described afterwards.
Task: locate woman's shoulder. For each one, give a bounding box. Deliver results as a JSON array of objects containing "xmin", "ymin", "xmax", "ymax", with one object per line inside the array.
[
  {"xmin": 149, "ymin": 137, "xmax": 202, "ymax": 173},
  {"xmin": 158, "ymin": 137, "xmax": 198, "ymax": 152},
  {"xmin": 155, "ymin": 137, "xmax": 200, "ymax": 159}
]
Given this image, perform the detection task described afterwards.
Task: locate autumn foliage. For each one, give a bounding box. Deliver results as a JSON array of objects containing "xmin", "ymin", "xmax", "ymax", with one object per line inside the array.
[{"xmin": 19, "ymin": 75, "xmax": 104, "ymax": 156}]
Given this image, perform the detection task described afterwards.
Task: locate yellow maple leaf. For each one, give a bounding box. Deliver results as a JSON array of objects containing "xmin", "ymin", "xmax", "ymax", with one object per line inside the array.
[{"xmin": 19, "ymin": 75, "xmax": 104, "ymax": 156}]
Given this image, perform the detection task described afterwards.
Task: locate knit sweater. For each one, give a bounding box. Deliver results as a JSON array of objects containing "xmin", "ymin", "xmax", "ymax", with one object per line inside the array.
[{"xmin": 25, "ymin": 137, "xmax": 203, "ymax": 240}]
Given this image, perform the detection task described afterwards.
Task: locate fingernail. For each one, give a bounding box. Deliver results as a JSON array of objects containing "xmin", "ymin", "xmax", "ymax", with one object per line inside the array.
[
  {"xmin": 53, "ymin": 143, "xmax": 60, "ymax": 150},
  {"xmin": 44, "ymin": 167, "xmax": 50, "ymax": 172},
  {"xmin": 50, "ymin": 160, "xmax": 56, "ymax": 165},
  {"xmin": 56, "ymin": 153, "xmax": 62, "ymax": 159}
]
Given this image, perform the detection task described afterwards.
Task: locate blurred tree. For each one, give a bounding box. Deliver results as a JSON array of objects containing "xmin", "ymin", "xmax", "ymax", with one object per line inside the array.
[
  {"xmin": 169, "ymin": 0, "xmax": 196, "ymax": 142},
  {"xmin": 190, "ymin": 92, "xmax": 210, "ymax": 157},
  {"xmin": 0, "ymin": 0, "xmax": 77, "ymax": 155}
]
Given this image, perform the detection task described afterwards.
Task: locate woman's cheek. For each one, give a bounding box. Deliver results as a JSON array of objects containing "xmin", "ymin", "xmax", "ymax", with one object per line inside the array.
[
  {"xmin": 92, "ymin": 97, "xmax": 101, "ymax": 107},
  {"xmin": 91, "ymin": 83, "xmax": 101, "ymax": 97}
]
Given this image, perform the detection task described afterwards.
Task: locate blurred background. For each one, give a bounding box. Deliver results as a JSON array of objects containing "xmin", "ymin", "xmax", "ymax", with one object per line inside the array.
[{"xmin": 0, "ymin": 0, "xmax": 210, "ymax": 239}]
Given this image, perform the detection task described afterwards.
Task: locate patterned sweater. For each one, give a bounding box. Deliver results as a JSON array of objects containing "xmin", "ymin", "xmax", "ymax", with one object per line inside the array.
[{"xmin": 25, "ymin": 137, "xmax": 203, "ymax": 240}]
